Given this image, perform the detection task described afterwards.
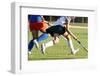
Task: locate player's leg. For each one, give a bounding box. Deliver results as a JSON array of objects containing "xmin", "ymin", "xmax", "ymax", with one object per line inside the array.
[
  {"xmin": 28, "ymin": 32, "xmax": 49, "ymax": 51},
  {"xmin": 44, "ymin": 34, "xmax": 59, "ymax": 48},
  {"xmin": 28, "ymin": 30, "xmax": 38, "ymax": 53},
  {"xmin": 37, "ymin": 33, "xmax": 48, "ymax": 43},
  {"xmin": 33, "ymin": 33, "xmax": 49, "ymax": 49},
  {"xmin": 63, "ymin": 32, "xmax": 79, "ymax": 54},
  {"xmin": 33, "ymin": 22, "xmax": 49, "ymax": 48},
  {"xmin": 41, "ymin": 34, "xmax": 59, "ymax": 54},
  {"xmin": 28, "ymin": 22, "xmax": 49, "ymax": 53}
]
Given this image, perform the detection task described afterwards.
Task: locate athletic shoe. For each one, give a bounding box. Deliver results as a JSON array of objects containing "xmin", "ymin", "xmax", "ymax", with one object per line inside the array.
[
  {"xmin": 33, "ymin": 39, "xmax": 39, "ymax": 49},
  {"xmin": 72, "ymin": 49, "xmax": 79, "ymax": 55},
  {"xmin": 28, "ymin": 51, "xmax": 32, "ymax": 54},
  {"xmin": 41, "ymin": 43, "xmax": 46, "ymax": 54}
]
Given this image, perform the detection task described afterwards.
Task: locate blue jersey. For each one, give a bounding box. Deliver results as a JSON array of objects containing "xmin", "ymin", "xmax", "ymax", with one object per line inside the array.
[{"xmin": 28, "ymin": 15, "xmax": 43, "ymax": 23}]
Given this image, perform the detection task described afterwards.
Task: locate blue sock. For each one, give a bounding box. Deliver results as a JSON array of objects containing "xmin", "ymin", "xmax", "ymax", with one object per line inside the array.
[
  {"xmin": 37, "ymin": 33, "xmax": 48, "ymax": 43},
  {"xmin": 28, "ymin": 33, "xmax": 48, "ymax": 51},
  {"xmin": 28, "ymin": 39, "xmax": 34, "ymax": 51}
]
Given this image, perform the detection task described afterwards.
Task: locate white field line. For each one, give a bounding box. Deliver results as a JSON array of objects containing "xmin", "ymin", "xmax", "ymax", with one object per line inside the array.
[{"xmin": 69, "ymin": 25, "xmax": 88, "ymax": 29}]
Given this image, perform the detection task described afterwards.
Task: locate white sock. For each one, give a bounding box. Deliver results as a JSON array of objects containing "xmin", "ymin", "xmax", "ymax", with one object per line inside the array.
[
  {"xmin": 45, "ymin": 40, "xmax": 54, "ymax": 48},
  {"xmin": 67, "ymin": 39, "xmax": 75, "ymax": 53}
]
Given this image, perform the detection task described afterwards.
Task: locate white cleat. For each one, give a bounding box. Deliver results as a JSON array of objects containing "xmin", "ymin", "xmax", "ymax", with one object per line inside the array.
[
  {"xmin": 33, "ymin": 39, "xmax": 39, "ymax": 49},
  {"xmin": 28, "ymin": 51, "xmax": 32, "ymax": 54},
  {"xmin": 72, "ymin": 49, "xmax": 79, "ymax": 55},
  {"xmin": 41, "ymin": 43, "xmax": 46, "ymax": 54}
]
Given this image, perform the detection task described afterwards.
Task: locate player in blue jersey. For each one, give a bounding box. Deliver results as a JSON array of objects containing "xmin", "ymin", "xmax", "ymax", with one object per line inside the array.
[{"xmin": 28, "ymin": 15, "xmax": 49, "ymax": 54}]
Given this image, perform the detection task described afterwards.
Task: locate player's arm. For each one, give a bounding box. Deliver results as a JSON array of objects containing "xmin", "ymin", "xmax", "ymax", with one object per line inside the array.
[
  {"xmin": 41, "ymin": 16, "xmax": 45, "ymax": 21},
  {"xmin": 41, "ymin": 16, "xmax": 51, "ymax": 26},
  {"xmin": 41, "ymin": 16, "xmax": 48, "ymax": 23}
]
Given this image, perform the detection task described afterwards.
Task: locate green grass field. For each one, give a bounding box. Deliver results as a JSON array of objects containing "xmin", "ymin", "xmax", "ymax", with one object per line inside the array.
[{"xmin": 28, "ymin": 23, "xmax": 88, "ymax": 60}]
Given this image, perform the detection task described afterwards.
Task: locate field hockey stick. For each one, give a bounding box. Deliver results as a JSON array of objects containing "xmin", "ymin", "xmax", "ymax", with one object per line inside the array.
[
  {"xmin": 65, "ymin": 28, "xmax": 88, "ymax": 52},
  {"xmin": 75, "ymin": 39, "xmax": 88, "ymax": 52}
]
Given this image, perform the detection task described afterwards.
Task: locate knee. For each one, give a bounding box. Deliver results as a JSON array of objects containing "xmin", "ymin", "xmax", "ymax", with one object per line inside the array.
[{"xmin": 65, "ymin": 34, "xmax": 71, "ymax": 40}]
